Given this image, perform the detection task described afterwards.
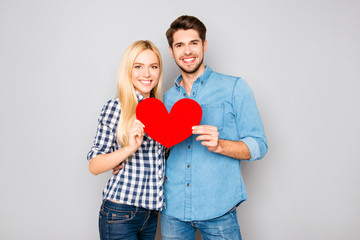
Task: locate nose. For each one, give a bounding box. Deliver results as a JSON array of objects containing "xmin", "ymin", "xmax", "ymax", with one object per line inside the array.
[
  {"xmin": 184, "ymin": 45, "xmax": 191, "ymax": 55},
  {"xmin": 143, "ymin": 67, "xmax": 150, "ymax": 77}
]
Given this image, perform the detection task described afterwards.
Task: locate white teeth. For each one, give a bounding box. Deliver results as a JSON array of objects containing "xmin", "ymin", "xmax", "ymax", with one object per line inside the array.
[
  {"xmin": 183, "ymin": 58, "xmax": 195, "ymax": 62},
  {"xmin": 141, "ymin": 80, "xmax": 151, "ymax": 84}
]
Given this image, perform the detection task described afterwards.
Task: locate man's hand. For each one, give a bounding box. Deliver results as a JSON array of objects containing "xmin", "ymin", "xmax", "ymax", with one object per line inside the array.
[
  {"xmin": 112, "ymin": 163, "xmax": 123, "ymax": 175},
  {"xmin": 192, "ymin": 125, "xmax": 220, "ymax": 153},
  {"xmin": 192, "ymin": 125, "xmax": 251, "ymax": 159}
]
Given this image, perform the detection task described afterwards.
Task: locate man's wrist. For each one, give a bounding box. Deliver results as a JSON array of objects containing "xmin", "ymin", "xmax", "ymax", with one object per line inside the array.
[{"xmin": 213, "ymin": 139, "xmax": 224, "ymax": 154}]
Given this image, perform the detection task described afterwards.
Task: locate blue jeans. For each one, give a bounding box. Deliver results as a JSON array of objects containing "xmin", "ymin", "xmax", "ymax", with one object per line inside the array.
[
  {"xmin": 99, "ymin": 200, "xmax": 158, "ymax": 240},
  {"xmin": 161, "ymin": 207, "xmax": 241, "ymax": 240}
]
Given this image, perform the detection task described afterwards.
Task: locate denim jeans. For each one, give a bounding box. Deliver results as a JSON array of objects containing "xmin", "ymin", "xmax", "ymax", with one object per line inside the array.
[
  {"xmin": 99, "ymin": 200, "xmax": 158, "ymax": 240},
  {"xmin": 161, "ymin": 207, "xmax": 241, "ymax": 240}
]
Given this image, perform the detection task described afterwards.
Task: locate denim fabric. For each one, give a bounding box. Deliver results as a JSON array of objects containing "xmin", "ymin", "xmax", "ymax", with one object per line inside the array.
[
  {"xmin": 163, "ymin": 66, "xmax": 268, "ymax": 221},
  {"xmin": 99, "ymin": 200, "xmax": 158, "ymax": 240},
  {"xmin": 161, "ymin": 207, "xmax": 241, "ymax": 240}
]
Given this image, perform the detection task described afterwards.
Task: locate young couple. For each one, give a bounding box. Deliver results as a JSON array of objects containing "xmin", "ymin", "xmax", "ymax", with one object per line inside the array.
[{"xmin": 87, "ymin": 15, "xmax": 268, "ymax": 240}]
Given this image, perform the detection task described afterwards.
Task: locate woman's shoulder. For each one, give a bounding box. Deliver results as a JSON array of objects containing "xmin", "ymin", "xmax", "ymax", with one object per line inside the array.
[
  {"xmin": 103, "ymin": 97, "xmax": 120, "ymax": 108},
  {"xmin": 99, "ymin": 98, "xmax": 121, "ymax": 123}
]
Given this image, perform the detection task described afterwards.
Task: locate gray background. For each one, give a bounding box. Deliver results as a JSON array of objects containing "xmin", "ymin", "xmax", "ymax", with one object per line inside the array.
[{"xmin": 1, "ymin": 0, "xmax": 359, "ymax": 239}]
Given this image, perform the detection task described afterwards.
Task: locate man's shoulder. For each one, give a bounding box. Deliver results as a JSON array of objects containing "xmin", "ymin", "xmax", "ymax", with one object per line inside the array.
[
  {"xmin": 209, "ymin": 71, "xmax": 247, "ymax": 91},
  {"xmin": 208, "ymin": 71, "xmax": 254, "ymax": 99},
  {"xmin": 211, "ymin": 70, "xmax": 242, "ymax": 82}
]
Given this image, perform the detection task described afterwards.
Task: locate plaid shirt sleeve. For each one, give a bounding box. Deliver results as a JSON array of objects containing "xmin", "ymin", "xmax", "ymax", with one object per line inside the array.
[{"xmin": 87, "ymin": 99, "xmax": 121, "ymax": 161}]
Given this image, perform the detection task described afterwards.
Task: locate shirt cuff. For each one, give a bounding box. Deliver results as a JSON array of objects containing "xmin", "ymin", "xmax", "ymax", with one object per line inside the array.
[
  {"xmin": 87, "ymin": 149, "xmax": 101, "ymax": 161},
  {"xmin": 241, "ymin": 137, "xmax": 260, "ymax": 161}
]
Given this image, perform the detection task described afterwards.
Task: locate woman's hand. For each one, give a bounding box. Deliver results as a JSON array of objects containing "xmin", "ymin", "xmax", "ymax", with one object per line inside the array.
[
  {"xmin": 127, "ymin": 119, "xmax": 145, "ymax": 154},
  {"xmin": 111, "ymin": 119, "xmax": 145, "ymax": 175}
]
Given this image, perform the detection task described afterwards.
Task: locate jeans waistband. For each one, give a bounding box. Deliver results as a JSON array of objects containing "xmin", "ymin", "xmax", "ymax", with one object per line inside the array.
[{"xmin": 102, "ymin": 199, "xmax": 157, "ymax": 213}]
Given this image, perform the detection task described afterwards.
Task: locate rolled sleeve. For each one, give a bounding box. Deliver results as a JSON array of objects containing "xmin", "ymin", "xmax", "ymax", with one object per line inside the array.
[
  {"xmin": 241, "ymin": 137, "xmax": 260, "ymax": 161},
  {"xmin": 233, "ymin": 79, "xmax": 268, "ymax": 161},
  {"xmin": 87, "ymin": 99, "xmax": 121, "ymax": 161}
]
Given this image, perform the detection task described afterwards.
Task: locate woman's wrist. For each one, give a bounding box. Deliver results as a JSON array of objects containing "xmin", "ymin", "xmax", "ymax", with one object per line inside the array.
[{"xmin": 122, "ymin": 145, "xmax": 137, "ymax": 156}]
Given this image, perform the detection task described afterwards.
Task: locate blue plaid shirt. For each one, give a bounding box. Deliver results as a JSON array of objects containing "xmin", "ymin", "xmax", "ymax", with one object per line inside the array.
[{"xmin": 87, "ymin": 93, "xmax": 166, "ymax": 211}]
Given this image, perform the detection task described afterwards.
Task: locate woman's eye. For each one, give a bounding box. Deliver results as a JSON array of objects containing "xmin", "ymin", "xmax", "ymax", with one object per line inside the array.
[
  {"xmin": 151, "ymin": 65, "xmax": 158, "ymax": 69},
  {"xmin": 134, "ymin": 65, "xmax": 142, "ymax": 69}
]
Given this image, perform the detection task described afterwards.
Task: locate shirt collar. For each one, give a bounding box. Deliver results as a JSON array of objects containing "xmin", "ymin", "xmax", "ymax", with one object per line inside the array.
[
  {"xmin": 135, "ymin": 91, "xmax": 146, "ymax": 102},
  {"xmin": 175, "ymin": 65, "xmax": 213, "ymax": 88}
]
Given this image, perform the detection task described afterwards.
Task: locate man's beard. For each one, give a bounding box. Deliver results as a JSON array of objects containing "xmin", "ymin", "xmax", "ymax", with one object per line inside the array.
[{"xmin": 176, "ymin": 56, "xmax": 204, "ymax": 74}]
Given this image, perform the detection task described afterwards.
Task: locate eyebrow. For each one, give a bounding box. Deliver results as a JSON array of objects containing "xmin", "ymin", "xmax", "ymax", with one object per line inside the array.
[
  {"xmin": 174, "ymin": 39, "xmax": 200, "ymax": 46},
  {"xmin": 133, "ymin": 62, "xmax": 159, "ymax": 65}
]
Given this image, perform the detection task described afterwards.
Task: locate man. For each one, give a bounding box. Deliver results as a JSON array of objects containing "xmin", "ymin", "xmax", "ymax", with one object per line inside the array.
[{"xmin": 161, "ymin": 15, "xmax": 268, "ymax": 239}]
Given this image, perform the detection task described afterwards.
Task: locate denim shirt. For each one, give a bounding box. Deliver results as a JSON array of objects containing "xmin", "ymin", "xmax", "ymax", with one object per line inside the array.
[{"xmin": 163, "ymin": 66, "xmax": 268, "ymax": 221}]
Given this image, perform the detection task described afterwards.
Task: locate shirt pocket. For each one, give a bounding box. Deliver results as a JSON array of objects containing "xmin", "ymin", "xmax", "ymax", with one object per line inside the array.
[{"xmin": 200, "ymin": 103, "xmax": 224, "ymax": 131}]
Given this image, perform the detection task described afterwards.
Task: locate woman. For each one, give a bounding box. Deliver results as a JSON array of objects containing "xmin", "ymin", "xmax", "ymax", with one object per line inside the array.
[{"xmin": 87, "ymin": 40, "xmax": 165, "ymax": 239}]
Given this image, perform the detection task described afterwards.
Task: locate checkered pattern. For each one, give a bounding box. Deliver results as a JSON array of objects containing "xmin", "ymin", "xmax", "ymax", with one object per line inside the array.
[{"xmin": 87, "ymin": 94, "xmax": 166, "ymax": 211}]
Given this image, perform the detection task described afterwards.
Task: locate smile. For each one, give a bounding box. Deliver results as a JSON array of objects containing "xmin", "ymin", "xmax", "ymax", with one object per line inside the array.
[
  {"xmin": 139, "ymin": 80, "xmax": 152, "ymax": 86},
  {"xmin": 182, "ymin": 57, "xmax": 196, "ymax": 64}
]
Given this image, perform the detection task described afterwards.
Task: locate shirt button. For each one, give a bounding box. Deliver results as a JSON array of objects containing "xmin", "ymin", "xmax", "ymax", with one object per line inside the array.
[
  {"xmin": 187, "ymin": 164, "xmax": 190, "ymax": 168},
  {"xmin": 187, "ymin": 145, "xmax": 191, "ymax": 149},
  {"xmin": 183, "ymin": 93, "xmax": 186, "ymax": 96},
  {"xmin": 187, "ymin": 183, "xmax": 190, "ymax": 187},
  {"xmin": 201, "ymin": 81, "xmax": 204, "ymax": 84}
]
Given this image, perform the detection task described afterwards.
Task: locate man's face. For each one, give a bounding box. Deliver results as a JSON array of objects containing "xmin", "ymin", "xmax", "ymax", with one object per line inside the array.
[{"xmin": 169, "ymin": 29, "xmax": 207, "ymax": 74}]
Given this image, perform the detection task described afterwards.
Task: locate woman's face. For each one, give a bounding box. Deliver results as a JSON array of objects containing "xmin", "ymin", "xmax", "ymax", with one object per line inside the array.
[{"xmin": 131, "ymin": 49, "xmax": 160, "ymax": 98}]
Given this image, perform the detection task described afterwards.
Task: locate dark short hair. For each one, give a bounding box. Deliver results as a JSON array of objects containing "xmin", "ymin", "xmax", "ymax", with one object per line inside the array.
[{"xmin": 166, "ymin": 15, "xmax": 207, "ymax": 48}]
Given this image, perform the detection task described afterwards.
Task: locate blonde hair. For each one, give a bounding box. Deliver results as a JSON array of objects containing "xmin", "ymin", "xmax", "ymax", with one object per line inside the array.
[{"xmin": 116, "ymin": 40, "xmax": 163, "ymax": 146}]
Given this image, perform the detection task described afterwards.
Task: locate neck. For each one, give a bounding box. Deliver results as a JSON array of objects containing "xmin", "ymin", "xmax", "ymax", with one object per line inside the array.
[{"xmin": 179, "ymin": 65, "xmax": 206, "ymax": 95}]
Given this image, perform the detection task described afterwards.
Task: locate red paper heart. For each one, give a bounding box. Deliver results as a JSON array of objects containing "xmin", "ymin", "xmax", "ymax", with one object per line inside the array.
[{"xmin": 136, "ymin": 98, "xmax": 202, "ymax": 148}]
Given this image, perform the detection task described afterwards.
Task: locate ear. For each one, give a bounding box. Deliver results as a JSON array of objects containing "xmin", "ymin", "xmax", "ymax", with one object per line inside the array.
[
  {"xmin": 169, "ymin": 46, "xmax": 174, "ymax": 59},
  {"xmin": 203, "ymin": 40, "xmax": 208, "ymax": 53}
]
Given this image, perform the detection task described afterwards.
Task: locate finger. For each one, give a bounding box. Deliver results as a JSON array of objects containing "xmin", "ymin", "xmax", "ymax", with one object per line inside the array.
[
  {"xmin": 192, "ymin": 125, "xmax": 218, "ymax": 131},
  {"xmin": 194, "ymin": 132, "xmax": 219, "ymax": 140},
  {"xmin": 112, "ymin": 168, "xmax": 119, "ymax": 175},
  {"xmin": 135, "ymin": 119, "xmax": 145, "ymax": 128},
  {"xmin": 192, "ymin": 126, "xmax": 218, "ymax": 135},
  {"xmin": 128, "ymin": 130, "xmax": 139, "ymax": 138},
  {"xmin": 200, "ymin": 140, "xmax": 218, "ymax": 147},
  {"xmin": 130, "ymin": 124, "xmax": 144, "ymax": 136},
  {"xmin": 134, "ymin": 127, "xmax": 144, "ymax": 139},
  {"xmin": 137, "ymin": 125, "xmax": 144, "ymax": 134},
  {"xmin": 129, "ymin": 127, "xmax": 143, "ymax": 137},
  {"xmin": 193, "ymin": 129, "xmax": 217, "ymax": 135},
  {"xmin": 114, "ymin": 163, "xmax": 123, "ymax": 169},
  {"xmin": 195, "ymin": 133, "xmax": 216, "ymax": 142},
  {"xmin": 113, "ymin": 163, "xmax": 124, "ymax": 171}
]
